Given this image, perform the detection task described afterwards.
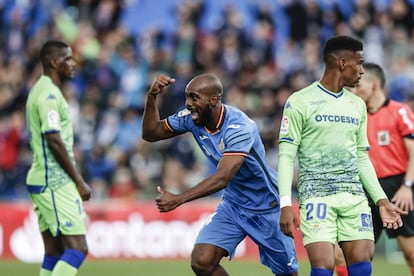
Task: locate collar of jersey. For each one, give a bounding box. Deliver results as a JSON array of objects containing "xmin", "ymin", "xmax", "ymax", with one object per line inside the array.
[
  {"xmin": 317, "ymin": 82, "xmax": 344, "ymax": 98},
  {"xmin": 42, "ymin": 75, "xmax": 59, "ymax": 89},
  {"xmin": 205, "ymin": 104, "xmax": 225, "ymax": 134}
]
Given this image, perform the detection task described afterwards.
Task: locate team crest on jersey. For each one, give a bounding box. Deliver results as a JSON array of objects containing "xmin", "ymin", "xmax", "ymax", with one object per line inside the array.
[
  {"xmin": 312, "ymin": 223, "xmax": 321, "ymax": 233},
  {"xmin": 178, "ymin": 109, "xmax": 191, "ymax": 117},
  {"xmin": 48, "ymin": 110, "xmax": 59, "ymax": 128},
  {"xmin": 280, "ymin": 116, "xmax": 289, "ymax": 135},
  {"xmin": 218, "ymin": 138, "xmax": 225, "ymax": 152},
  {"xmin": 377, "ymin": 131, "xmax": 390, "ymax": 145}
]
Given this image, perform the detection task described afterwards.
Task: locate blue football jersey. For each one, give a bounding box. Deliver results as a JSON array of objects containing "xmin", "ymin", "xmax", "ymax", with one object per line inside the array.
[{"xmin": 165, "ymin": 104, "xmax": 279, "ymax": 211}]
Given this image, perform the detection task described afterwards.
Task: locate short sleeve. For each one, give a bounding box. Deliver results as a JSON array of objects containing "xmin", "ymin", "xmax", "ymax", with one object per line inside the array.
[
  {"xmin": 165, "ymin": 108, "xmax": 192, "ymax": 134},
  {"xmin": 222, "ymin": 122, "xmax": 253, "ymax": 156},
  {"xmin": 396, "ymin": 103, "xmax": 414, "ymax": 137}
]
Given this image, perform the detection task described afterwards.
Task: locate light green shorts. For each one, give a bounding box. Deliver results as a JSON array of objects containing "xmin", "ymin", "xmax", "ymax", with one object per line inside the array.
[
  {"xmin": 299, "ymin": 193, "xmax": 374, "ymax": 246},
  {"xmin": 29, "ymin": 183, "xmax": 87, "ymax": 237}
]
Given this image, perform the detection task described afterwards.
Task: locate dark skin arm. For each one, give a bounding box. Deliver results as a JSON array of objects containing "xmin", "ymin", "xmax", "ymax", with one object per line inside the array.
[
  {"xmin": 280, "ymin": 206, "xmax": 299, "ymax": 238},
  {"xmin": 45, "ymin": 132, "xmax": 91, "ymax": 201},
  {"xmin": 156, "ymin": 155, "xmax": 244, "ymax": 212},
  {"xmin": 392, "ymin": 138, "xmax": 414, "ymax": 211},
  {"xmin": 142, "ymin": 74, "xmax": 177, "ymax": 142}
]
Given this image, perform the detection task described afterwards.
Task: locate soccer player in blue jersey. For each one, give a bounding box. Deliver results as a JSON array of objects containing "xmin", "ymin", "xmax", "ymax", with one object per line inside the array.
[
  {"xmin": 277, "ymin": 35, "xmax": 406, "ymax": 276},
  {"xmin": 26, "ymin": 41, "xmax": 90, "ymax": 276},
  {"xmin": 142, "ymin": 73, "xmax": 298, "ymax": 276}
]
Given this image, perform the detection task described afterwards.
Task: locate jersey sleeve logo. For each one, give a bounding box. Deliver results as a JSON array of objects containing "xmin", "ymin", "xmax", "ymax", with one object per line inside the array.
[
  {"xmin": 48, "ymin": 110, "xmax": 60, "ymax": 128},
  {"xmin": 178, "ymin": 109, "xmax": 191, "ymax": 117},
  {"xmin": 280, "ymin": 116, "xmax": 289, "ymax": 135}
]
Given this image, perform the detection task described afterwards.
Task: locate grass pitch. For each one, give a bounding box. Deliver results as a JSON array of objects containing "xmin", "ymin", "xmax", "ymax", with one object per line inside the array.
[{"xmin": 0, "ymin": 257, "xmax": 408, "ymax": 275}]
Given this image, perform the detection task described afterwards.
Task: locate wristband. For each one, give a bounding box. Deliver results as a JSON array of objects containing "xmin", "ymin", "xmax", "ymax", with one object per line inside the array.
[
  {"xmin": 404, "ymin": 180, "xmax": 413, "ymax": 188},
  {"xmin": 280, "ymin": 195, "xmax": 292, "ymax": 208}
]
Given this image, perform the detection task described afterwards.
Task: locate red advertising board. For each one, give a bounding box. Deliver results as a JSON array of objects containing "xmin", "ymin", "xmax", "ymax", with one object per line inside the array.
[{"xmin": 0, "ymin": 200, "xmax": 306, "ymax": 262}]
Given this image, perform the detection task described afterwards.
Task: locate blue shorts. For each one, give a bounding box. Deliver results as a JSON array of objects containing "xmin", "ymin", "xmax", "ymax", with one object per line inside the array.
[{"xmin": 195, "ymin": 200, "xmax": 298, "ymax": 275}]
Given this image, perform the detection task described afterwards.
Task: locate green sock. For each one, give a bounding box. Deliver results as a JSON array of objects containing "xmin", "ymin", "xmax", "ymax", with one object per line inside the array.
[
  {"xmin": 51, "ymin": 260, "xmax": 78, "ymax": 276},
  {"xmin": 40, "ymin": 268, "xmax": 52, "ymax": 276}
]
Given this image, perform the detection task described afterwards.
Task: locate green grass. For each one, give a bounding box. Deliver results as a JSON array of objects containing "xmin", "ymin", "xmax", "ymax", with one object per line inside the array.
[{"xmin": 0, "ymin": 257, "xmax": 409, "ymax": 275}]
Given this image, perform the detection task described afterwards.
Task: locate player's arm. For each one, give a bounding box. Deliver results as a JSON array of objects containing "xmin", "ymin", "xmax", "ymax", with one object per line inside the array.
[
  {"xmin": 277, "ymin": 96, "xmax": 302, "ymax": 237},
  {"xmin": 357, "ymin": 149, "xmax": 387, "ymax": 204},
  {"xmin": 278, "ymin": 142, "xmax": 299, "ymax": 237},
  {"xmin": 45, "ymin": 132, "xmax": 90, "ymax": 201},
  {"xmin": 402, "ymin": 137, "xmax": 414, "ymax": 188},
  {"xmin": 358, "ymin": 149, "xmax": 406, "ymax": 228},
  {"xmin": 278, "ymin": 142, "xmax": 297, "ymax": 206},
  {"xmin": 156, "ymin": 154, "xmax": 244, "ymax": 212},
  {"xmin": 142, "ymin": 74, "xmax": 178, "ymax": 142},
  {"xmin": 391, "ymin": 103, "xmax": 414, "ymax": 211},
  {"xmin": 391, "ymin": 137, "xmax": 414, "ymax": 211},
  {"xmin": 357, "ymin": 107, "xmax": 406, "ymax": 228},
  {"xmin": 355, "ymin": 99, "xmax": 387, "ymax": 203}
]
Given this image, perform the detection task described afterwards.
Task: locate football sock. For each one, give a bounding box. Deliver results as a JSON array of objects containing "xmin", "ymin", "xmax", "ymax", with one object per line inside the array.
[
  {"xmin": 335, "ymin": 265, "xmax": 348, "ymax": 276},
  {"xmin": 40, "ymin": 255, "xmax": 60, "ymax": 276},
  {"xmin": 410, "ymin": 267, "xmax": 414, "ymax": 276},
  {"xmin": 347, "ymin": 262, "xmax": 371, "ymax": 276},
  {"xmin": 51, "ymin": 249, "xmax": 86, "ymax": 276},
  {"xmin": 310, "ymin": 268, "xmax": 333, "ymax": 276}
]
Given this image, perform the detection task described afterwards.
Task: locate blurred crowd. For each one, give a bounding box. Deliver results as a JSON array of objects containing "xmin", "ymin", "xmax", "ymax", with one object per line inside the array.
[{"xmin": 1, "ymin": 0, "xmax": 414, "ymax": 201}]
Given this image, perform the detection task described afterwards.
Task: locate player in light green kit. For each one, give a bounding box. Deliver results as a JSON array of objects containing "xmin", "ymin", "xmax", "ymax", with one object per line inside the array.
[
  {"xmin": 277, "ymin": 35, "xmax": 406, "ymax": 276},
  {"xmin": 26, "ymin": 40, "xmax": 90, "ymax": 276}
]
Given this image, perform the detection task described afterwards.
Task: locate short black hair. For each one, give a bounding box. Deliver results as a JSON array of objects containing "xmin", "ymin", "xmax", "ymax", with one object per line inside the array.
[
  {"xmin": 39, "ymin": 40, "xmax": 69, "ymax": 68},
  {"xmin": 323, "ymin": 35, "xmax": 363, "ymax": 62},
  {"xmin": 364, "ymin": 62, "xmax": 386, "ymax": 88}
]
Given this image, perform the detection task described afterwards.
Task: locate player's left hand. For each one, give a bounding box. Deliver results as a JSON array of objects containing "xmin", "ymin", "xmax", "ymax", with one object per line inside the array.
[
  {"xmin": 378, "ymin": 199, "xmax": 408, "ymax": 229},
  {"xmin": 76, "ymin": 180, "xmax": 91, "ymax": 201},
  {"xmin": 391, "ymin": 185, "xmax": 414, "ymax": 212},
  {"xmin": 155, "ymin": 186, "xmax": 181, "ymax": 212},
  {"xmin": 280, "ymin": 206, "xmax": 299, "ymax": 238}
]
